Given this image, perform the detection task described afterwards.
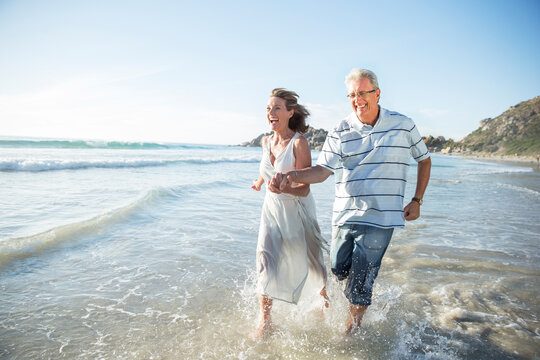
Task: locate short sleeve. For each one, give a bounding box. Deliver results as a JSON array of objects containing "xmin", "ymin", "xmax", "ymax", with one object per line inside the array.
[
  {"xmin": 316, "ymin": 129, "xmax": 342, "ymax": 172},
  {"xmin": 408, "ymin": 123, "xmax": 430, "ymax": 162}
]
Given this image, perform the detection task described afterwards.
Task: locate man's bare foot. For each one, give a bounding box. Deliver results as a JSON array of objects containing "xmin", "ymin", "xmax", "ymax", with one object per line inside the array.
[
  {"xmin": 344, "ymin": 316, "xmax": 359, "ymax": 336},
  {"xmin": 344, "ymin": 304, "xmax": 367, "ymax": 335}
]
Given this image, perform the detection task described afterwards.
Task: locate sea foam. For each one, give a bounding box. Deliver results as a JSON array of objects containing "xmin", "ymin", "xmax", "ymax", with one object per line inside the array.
[{"xmin": 0, "ymin": 156, "xmax": 260, "ymax": 172}]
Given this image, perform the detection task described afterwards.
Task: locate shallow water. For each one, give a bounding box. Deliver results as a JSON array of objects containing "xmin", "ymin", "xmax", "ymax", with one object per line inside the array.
[{"xmin": 1, "ymin": 142, "xmax": 539, "ymax": 359}]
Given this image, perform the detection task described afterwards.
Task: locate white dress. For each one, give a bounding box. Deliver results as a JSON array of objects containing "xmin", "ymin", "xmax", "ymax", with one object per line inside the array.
[{"xmin": 256, "ymin": 132, "xmax": 327, "ymax": 304}]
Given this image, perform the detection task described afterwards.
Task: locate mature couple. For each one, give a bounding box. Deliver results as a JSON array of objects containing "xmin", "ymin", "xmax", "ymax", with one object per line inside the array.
[{"xmin": 251, "ymin": 69, "xmax": 432, "ymax": 337}]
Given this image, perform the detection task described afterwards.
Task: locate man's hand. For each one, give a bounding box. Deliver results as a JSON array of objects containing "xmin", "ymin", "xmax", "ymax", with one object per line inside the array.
[{"xmin": 404, "ymin": 201, "xmax": 420, "ymax": 221}]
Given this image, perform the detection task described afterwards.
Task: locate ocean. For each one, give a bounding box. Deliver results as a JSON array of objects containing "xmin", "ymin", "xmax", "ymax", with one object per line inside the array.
[{"xmin": 0, "ymin": 139, "xmax": 539, "ymax": 359}]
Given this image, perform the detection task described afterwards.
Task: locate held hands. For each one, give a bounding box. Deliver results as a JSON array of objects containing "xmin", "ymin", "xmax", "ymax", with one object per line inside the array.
[
  {"xmin": 404, "ymin": 201, "xmax": 420, "ymax": 221},
  {"xmin": 251, "ymin": 173, "xmax": 292, "ymax": 193},
  {"xmin": 268, "ymin": 172, "xmax": 292, "ymax": 194}
]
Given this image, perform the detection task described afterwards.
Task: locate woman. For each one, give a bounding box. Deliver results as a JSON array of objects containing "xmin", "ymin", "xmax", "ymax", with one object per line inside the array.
[{"xmin": 251, "ymin": 88, "xmax": 329, "ymax": 337}]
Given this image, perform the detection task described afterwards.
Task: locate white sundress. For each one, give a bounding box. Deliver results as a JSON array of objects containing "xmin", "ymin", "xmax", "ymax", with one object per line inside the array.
[{"xmin": 256, "ymin": 132, "xmax": 328, "ymax": 304}]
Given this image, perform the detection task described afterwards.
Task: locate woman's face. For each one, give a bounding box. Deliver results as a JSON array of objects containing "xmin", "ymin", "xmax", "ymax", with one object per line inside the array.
[{"xmin": 266, "ymin": 96, "xmax": 294, "ymax": 132}]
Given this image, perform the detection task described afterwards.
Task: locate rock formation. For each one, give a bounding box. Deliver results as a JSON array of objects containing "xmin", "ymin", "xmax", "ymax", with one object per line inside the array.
[{"xmin": 424, "ymin": 96, "xmax": 539, "ymax": 156}]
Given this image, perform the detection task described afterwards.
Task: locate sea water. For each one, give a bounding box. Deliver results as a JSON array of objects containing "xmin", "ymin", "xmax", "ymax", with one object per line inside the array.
[{"xmin": 0, "ymin": 139, "xmax": 539, "ymax": 359}]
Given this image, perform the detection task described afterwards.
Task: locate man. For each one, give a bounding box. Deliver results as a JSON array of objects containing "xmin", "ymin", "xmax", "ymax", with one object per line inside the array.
[{"xmin": 268, "ymin": 68, "xmax": 431, "ymax": 334}]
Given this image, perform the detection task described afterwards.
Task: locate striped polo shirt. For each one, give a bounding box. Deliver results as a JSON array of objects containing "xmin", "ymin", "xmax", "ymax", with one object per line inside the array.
[{"xmin": 316, "ymin": 107, "xmax": 430, "ymax": 229}]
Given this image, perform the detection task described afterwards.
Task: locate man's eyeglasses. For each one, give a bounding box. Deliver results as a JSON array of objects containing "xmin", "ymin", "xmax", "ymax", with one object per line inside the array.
[{"xmin": 347, "ymin": 89, "xmax": 377, "ymax": 100}]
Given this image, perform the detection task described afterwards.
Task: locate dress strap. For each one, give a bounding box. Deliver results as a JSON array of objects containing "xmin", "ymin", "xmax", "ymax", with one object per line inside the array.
[
  {"xmin": 287, "ymin": 132, "xmax": 301, "ymax": 151},
  {"xmin": 266, "ymin": 135, "xmax": 272, "ymax": 152}
]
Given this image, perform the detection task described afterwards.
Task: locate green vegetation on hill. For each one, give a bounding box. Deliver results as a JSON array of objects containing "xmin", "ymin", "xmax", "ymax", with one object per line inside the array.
[{"xmin": 424, "ymin": 96, "xmax": 540, "ymax": 156}]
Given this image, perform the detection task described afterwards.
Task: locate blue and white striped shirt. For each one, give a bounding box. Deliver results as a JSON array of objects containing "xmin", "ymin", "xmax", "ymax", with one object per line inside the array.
[{"xmin": 316, "ymin": 107, "xmax": 430, "ymax": 229}]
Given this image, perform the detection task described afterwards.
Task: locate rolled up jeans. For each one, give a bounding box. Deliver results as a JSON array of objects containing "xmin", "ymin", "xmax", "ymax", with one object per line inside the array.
[{"xmin": 330, "ymin": 224, "xmax": 394, "ymax": 306}]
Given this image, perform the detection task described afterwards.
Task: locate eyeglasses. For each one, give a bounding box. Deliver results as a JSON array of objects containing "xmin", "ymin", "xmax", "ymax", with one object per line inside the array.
[{"xmin": 347, "ymin": 89, "xmax": 377, "ymax": 99}]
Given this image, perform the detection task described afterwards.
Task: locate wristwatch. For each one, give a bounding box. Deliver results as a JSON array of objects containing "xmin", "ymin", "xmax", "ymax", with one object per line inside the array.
[{"xmin": 412, "ymin": 197, "xmax": 423, "ymax": 205}]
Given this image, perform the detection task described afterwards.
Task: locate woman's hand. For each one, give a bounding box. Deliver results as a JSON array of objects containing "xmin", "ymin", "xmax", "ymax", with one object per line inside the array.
[
  {"xmin": 268, "ymin": 173, "xmax": 285, "ymax": 194},
  {"xmin": 251, "ymin": 180, "xmax": 261, "ymax": 191},
  {"xmin": 251, "ymin": 177, "xmax": 264, "ymax": 191}
]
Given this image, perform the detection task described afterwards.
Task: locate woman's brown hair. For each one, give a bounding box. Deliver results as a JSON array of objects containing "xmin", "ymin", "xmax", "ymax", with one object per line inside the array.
[{"xmin": 270, "ymin": 88, "xmax": 310, "ymax": 133}]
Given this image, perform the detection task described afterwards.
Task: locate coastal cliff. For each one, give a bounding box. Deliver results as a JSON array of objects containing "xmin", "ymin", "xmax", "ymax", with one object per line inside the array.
[{"xmin": 424, "ymin": 96, "xmax": 540, "ymax": 157}]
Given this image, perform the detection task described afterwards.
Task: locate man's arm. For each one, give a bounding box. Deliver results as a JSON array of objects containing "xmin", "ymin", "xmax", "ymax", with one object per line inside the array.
[
  {"xmin": 404, "ymin": 157, "xmax": 431, "ymax": 221},
  {"xmin": 268, "ymin": 165, "xmax": 333, "ymax": 194}
]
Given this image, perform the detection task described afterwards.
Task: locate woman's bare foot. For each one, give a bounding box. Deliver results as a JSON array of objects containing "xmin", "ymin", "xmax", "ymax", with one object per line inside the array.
[
  {"xmin": 317, "ymin": 287, "xmax": 330, "ymax": 319},
  {"xmin": 253, "ymin": 295, "xmax": 273, "ymax": 338},
  {"xmin": 253, "ymin": 317, "xmax": 272, "ymax": 339},
  {"xmin": 320, "ymin": 287, "xmax": 330, "ymax": 308}
]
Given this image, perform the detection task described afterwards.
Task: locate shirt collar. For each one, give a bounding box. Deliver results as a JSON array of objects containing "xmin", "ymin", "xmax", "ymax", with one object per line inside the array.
[{"xmin": 347, "ymin": 106, "xmax": 386, "ymax": 133}]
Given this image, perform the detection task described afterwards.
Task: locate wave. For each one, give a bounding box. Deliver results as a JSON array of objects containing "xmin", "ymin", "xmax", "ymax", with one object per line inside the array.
[
  {"xmin": 0, "ymin": 156, "xmax": 260, "ymax": 172},
  {"xmin": 0, "ymin": 139, "xmax": 218, "ymax": 150},
  {"xmin": 0, "ymin": 181, "xmax": 226, "ymax": 268},
  {"xmin": 0, "ymin": 199, "xmax": 142, "ymax": 269},
  {"xmin": 464, "ymin": 167, "xmax": 534, "ymax": 176},
  {"xmin": 494, "ymin": 181, "xmax": 540, "ymax": 197}
]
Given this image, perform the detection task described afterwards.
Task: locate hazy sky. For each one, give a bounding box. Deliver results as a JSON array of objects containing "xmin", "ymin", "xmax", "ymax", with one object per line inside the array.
[{"xmin": 1, "ymin": 0, "xmax": 539, "ymax": 145}]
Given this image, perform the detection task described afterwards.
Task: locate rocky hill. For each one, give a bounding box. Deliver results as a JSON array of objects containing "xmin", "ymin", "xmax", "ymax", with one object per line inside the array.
[
  {"xmin": 424, "ymin": 96, "xmax": 540, "ymax": 156},
  {"xmin": 240, "ymin": 127, "xmax": 328, "ymax": 150}
]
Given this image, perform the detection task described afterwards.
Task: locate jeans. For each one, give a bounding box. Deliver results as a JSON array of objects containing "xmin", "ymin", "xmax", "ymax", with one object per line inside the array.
[{"xmin": 330, "ymin": 224, "xmax": 394, "ymax": 306}]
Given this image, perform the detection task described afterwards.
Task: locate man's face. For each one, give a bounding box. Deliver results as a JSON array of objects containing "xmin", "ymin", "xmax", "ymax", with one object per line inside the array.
[{"xmin": 347, "ymin": 77, "xmax": 381, "ymax": 124}]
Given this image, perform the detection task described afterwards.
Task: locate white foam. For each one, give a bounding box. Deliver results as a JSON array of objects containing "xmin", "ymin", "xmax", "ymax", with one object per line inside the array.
[
  {"xmin": 461, "ymin": 163, "xmax": 533, "ymax": 176},
  {"xmin": 0, "ymin": 156, "xmax": 260, "ymax": 172}
]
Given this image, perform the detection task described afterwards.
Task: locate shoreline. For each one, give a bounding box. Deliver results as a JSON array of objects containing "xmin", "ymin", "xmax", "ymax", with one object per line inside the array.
[{"xmin": 436, "ymin": 152, "xmax": 540, "ymax": 170}]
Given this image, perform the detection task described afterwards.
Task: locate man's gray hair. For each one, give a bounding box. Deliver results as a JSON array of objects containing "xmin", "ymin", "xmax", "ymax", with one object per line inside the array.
[{"xmin": 345, "ymin": 69, "xmax": 379, "ymax": 90}]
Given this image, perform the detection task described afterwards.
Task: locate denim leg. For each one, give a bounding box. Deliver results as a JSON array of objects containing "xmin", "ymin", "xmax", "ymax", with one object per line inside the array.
[
  {"xmin": 344, "ymin": 226, "xmax": 394, "ymax": 306},
  {"xmin": 330, "ymin": 225, "xmax": 356, "ymax": 281}
]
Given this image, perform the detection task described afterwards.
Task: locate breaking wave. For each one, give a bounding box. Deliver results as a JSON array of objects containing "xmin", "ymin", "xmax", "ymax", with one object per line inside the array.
[{"xmin": 0, "ymin": 156, "xmax": 260, "ymax": 172}]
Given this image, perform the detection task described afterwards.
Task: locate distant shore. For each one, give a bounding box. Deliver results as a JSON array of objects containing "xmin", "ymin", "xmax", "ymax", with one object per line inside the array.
[{"xmin": 439, "ymin": 152, "xmax": 540, "ymax": 169}]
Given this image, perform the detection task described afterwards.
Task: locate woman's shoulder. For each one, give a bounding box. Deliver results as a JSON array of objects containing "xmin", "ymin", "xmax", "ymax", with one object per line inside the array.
[
  {"xmin": 293, "ymin": 134, "xmax": 310, "ymax": 151},
  {"xmin": 294, "ymin": 133, "xmax": 307, "ymax": 142}
]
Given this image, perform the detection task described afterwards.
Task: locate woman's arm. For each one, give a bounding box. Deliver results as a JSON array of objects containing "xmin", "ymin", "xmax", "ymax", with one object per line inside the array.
[{"xmin": 252, "ymin": 136, "xmax": 268, "ymax": 191}]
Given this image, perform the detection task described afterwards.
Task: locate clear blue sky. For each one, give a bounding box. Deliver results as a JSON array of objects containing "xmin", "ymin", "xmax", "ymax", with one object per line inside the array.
[{"xmin": 1, "ymin": 0, "xmax": 539, "ymax": 145}]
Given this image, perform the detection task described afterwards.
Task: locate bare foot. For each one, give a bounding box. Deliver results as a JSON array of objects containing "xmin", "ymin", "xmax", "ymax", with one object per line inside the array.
[
  {"xmin": 344, "ymin": 304, "xmax": 367, "ymax": 336},
  {"xmin": 252, "ymin": 295, "xmax": 273, "ymax": 339},
  {"xmin": 320, "ymin": 287, "xmax": 330, "ymax": 308},
  {"xmin": 344, "ymin": 317, "xmax": 359, "ymax": 336},
  {"xmin": 253, "ymin": 318, "xmax": 272, "ymax": 339}
]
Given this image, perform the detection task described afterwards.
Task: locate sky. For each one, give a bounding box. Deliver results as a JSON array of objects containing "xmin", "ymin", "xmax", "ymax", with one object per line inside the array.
[{"xmin": 1, "ymin": 0, "xmax": 539, "ymax": 145}]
